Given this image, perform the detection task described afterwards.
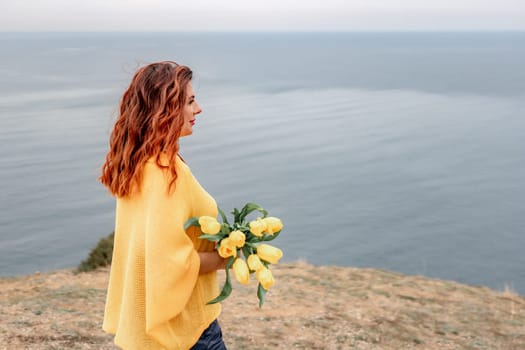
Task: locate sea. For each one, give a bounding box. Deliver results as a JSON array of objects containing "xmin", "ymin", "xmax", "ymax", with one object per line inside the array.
[{"xmin": 0, "ymin": 32, "xmax": 524, "ymax": 293}]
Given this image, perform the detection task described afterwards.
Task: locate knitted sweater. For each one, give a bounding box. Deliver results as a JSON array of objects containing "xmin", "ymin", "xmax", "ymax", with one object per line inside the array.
[{"xmin": 103, "ymin": 155, "xmax": 221, "ymax": 350}]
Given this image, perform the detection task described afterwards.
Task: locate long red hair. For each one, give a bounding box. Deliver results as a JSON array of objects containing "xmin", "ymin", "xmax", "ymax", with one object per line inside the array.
[{"xmin": 100, "ymin": 61, "xmax": 193, "ymax": 197}]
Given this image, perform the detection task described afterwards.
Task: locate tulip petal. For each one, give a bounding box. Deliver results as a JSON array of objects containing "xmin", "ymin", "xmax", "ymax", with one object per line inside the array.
[
  {"xmin": 233, "ymin": 258, "xmax": 250, "ymax": 285},
  {"xmin": 257, "ymin": 244, "xmax": 283, "ymax": 264}
]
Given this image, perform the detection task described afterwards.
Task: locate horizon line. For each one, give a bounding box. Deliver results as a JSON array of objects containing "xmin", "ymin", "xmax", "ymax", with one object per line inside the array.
[{"xmin": 1, "ymin": 29, "xmax": 525, "ymax": 34}]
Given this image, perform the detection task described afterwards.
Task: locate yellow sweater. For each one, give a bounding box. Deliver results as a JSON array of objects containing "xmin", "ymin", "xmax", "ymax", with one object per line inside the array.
[{"xmin": 103, "ymin": 155, "xmax": 221, "ymax": 350}]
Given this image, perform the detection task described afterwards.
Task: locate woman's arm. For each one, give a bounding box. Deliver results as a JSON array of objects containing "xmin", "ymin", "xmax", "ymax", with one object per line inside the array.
[{"xmin": 198, "ymin": 251, "xmax": 228, "ymax": 275}]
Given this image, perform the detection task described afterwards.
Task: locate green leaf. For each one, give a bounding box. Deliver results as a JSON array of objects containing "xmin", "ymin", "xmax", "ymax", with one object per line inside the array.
[
  {"xmin": 218, "ymin": 207, "xmax": 229, "ymax": 225},
  {"xmin": 257, "ymin": 283, "xmax": 267, "ymax": 308},
  {"xmin": 198, "ymin": 234, "xmax": 224, "ymax": 242},
  {"xmin": 242, "ymin": 246, "xmax": 252, "ymax": 260},
  {"xmin": 184, "ymin": 217, "xmax": 200, "ymax": 230},
  {"xmin": 262, "ymin": 230, "xmax": 281, "ymax": 242},
  {"xmin": 246, "ymin": 234, "xmax": 259, "ymax": 244},
  {"xmin": 207, "ymin": 257, "xmax": 235, "ymax": 304},
  {"xmin": 232, "ymin": 208, "xmax": 240, "ymax": 222},
  {"xmin": 238, "ymin": 203, "xmax": 268, "ymax": 223},
  {"xmin": 220, "ymin": 223, "xmax": 231, "ymax": 236},
  {"xmin": 207, "ymin": 279, "xmax": 232, "ymax": 304},
  {"xmin": 246, "ymin": 242, "xmax": 257, "ymax": 249}
]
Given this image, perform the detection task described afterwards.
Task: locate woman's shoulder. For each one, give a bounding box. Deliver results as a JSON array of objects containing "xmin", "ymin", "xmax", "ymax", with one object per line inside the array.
[{"xmin": 141, "ymin": 153, "xmax": 195, "ymax": 192}]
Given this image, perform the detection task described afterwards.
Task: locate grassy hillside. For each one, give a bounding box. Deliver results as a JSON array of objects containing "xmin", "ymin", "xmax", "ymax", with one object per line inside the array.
[{"xmin": 1, "ymin": 262, "xmax": 524, "ymax": 349}]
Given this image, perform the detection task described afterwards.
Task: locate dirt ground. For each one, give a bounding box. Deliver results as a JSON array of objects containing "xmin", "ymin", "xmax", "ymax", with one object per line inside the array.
[{"xmin": 1, "ymin": 262, "xmax": 524, "ymax": 349}]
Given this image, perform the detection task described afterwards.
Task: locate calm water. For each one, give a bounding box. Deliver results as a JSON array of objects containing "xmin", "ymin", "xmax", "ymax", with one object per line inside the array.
[{"xmin": 1, "ymin": 32, "xmax": 524, "ymax": 293}]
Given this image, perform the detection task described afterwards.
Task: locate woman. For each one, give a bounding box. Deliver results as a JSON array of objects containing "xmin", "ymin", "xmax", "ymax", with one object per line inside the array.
[{"xmin": 100, "ymin": 61, "xmax": 228, "ymax": 350}]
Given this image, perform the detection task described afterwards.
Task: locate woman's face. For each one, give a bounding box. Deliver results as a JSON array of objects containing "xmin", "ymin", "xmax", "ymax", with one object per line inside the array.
[{"xmin": 180, "ymin": 82, "xmax": 202, "ymax": 137}]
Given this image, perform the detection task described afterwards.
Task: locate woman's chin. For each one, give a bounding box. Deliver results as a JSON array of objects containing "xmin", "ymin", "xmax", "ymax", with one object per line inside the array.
[{"xmin": 180, "ymin": 129, "xmax": 193, "ymax": 137}]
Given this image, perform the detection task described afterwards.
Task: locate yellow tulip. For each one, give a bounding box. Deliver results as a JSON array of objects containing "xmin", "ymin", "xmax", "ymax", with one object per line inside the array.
[
  {"xmin": 247, "ymin": 254, "xmax": 264, "ymax": 272},
  {"xmin": 262, "ymin": 217, "xmax": 283, "ymax": 235},
  {"xmin": 218, "ymin": 238, "xmax": 237, "ymax": 258},
  {"xmin": 256, "ymin": 244, "xmax": 283, "ymax": 264},
  {"xmin": 229, "ymin": 230, "xmax": 246, "ymax": 248},
  {"xmin": 249, "ymin": 218, "xmax": 267, "ymax": 237},
  {"xmin": 198, "ymin": 216, "xmax": 221, "ymax": 235},
  {"xmin": 256, "ymin": 267, "xmax": 275, "ymax": 290},
  {"xmin": 232, "ymin": 258, "xmax": 250, "ymax": 285}
]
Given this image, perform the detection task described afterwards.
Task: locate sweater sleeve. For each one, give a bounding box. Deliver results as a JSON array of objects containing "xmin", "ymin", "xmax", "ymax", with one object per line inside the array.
[{"xmin": 142, "ymin": 161, "xmax": 200, "ymax": 347}]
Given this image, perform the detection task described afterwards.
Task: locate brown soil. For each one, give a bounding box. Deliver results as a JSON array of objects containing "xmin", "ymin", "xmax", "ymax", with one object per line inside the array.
[{"xmin": 1, "ymin": 262, "xmax": 524, "ymax": 349}]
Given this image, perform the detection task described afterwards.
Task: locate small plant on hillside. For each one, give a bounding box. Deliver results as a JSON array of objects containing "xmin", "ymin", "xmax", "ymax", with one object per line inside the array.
[{"xmin": 77, "ymin": 232, "xmax": 115, "ymax": 272}]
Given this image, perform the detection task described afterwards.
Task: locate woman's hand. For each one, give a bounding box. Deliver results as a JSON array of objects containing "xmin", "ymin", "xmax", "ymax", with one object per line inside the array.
[{"xmin": 198, "ymin": 251, "xmax": 228, "ymax": 275}]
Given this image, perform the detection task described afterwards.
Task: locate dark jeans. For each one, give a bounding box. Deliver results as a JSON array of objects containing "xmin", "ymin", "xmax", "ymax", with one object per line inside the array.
[{"xmin": 190, "ymin": 319, "xmax": 227, "ymax": 350}]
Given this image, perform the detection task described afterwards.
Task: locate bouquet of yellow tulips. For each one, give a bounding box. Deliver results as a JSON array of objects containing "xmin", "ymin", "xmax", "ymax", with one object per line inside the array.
[{"xmin": 184, "ymin": 203, "xmax": 283, "ymax": 307}]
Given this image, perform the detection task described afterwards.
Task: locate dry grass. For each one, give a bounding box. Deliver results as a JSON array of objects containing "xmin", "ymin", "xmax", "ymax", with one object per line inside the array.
[{"xmin": 1, "ymin": 262, "xmax": 524, "ymax": 349}]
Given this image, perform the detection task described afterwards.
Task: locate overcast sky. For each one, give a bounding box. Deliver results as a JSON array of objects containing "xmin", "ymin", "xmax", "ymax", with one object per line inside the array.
[{"xmin": 1, "ymin": 0, "xmax": 524, "ymax": 32}]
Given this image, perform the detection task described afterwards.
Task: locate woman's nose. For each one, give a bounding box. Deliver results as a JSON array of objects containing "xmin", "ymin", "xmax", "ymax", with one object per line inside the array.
[{"xmin": 194, "ymin": 102, "xmax": 202, "ymax": 115}]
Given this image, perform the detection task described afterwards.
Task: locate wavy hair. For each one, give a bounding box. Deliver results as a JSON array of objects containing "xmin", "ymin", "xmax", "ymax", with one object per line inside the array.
[{"xmin": 100, "ymin": 61, "xmax": 193, "ymax": 197}]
